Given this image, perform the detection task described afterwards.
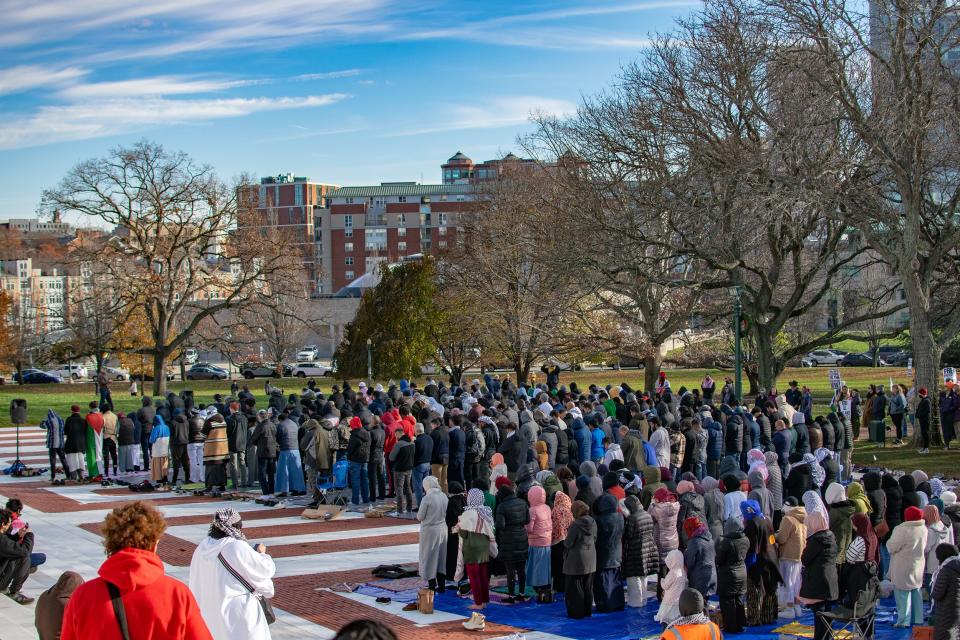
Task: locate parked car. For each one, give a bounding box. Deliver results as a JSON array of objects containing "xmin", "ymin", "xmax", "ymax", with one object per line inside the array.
[
  {"xmin": 883, "ymin": 350, "xmax": 912, "ymax": 367},
  {"xmin": 290, "ymin": 362, "xmax": 331, "ymax": 378},
  {"xmin": 12, "ymin": 368, "xmax": 46, "ymax": 383},
  {"xmin": 186, "ymin": 364, "xmax": 228, "ymax": 380},
  {"xmin": 130, "ymin": 371, "xmax": 176, "ymax": 381},
  {"xmin": 545, "ymin": 357, "xmax": 583, "ymax": 372},
  {"xmin": 21, "ymin": 371, "xmax": 64, "ymax": 384},
  {"xmin": 182, "ymin": 348, "xmax": 199, "ymax": 365},
  {"xmin": 47, "ymin": 364, "xmax": 89, "ymax": 380},
  {"xmin": 805, "ymin": 349, "xmax": 847, "ymax": 366},
  {"xmin": 240, "ymin": 362, "xmax": 283, "ymax": 379},
  {"xmin": 296, "ymin": 345, "xmax": 320, "ymax": 362},
  {"xmin": 840, "ymin": 352, "xmax": 887, "ymax": 367},
  {"xmin": 102, "ymin": 366, "xmax": 130, "ymax": 381}
]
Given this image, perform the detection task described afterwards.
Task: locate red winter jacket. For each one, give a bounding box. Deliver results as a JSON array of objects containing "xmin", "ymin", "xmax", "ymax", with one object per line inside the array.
[{"xmin": 61, "ymin": 548, "xmax": 212, "ymax": 640}]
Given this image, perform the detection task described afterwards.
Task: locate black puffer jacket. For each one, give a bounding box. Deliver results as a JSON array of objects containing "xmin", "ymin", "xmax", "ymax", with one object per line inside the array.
[
  {"xmin": 800, "ymin": 530, "xmax": 839, "ymax": 601},
  {"xmin": 563, "ymin": 515, "xmax": 598, "ymax": 576},
  {"xmin": 898, "ymin": 475, "xmax": 922, "ymax": 521},
  {"xmin": 622, "ymin": 496, "xmax": 659, "ymax": 578},
  {"xmin": 677, "ymin": 491, "xmax": 706, "ymax": 548},
  {"xmin": 716, "ymin": 519, "xmax": 748, "ymax": 597},
  {"xmin": 862, "ymin": 472, "xmax": 887, "ymax": 529},
  {"xmin": 593, "ymin": 494, "xmax": 624, "ymax": 570},
  {"xmin": 882, "ymin": 474, "xmax": 904, "ymax": 540},
  {"xmin": 346, "ymin": 427, "xmax": 371, "ymax": 463},
  {"xmin": 931, "ymin": 555, "xmax": 960, "ymax": 640},
  {"xmin": 495, "ymin": 492, "xmax": 530, "ymax": 563},
  {"xmin": 724, "ymin": 415, "xmax": 744, "ymax": 456},
  {"xmin": 170, "ymin": 414, "xmax": 190, "ymax": 445},
  {"xmin": 784, "ymin": 464, "xmax": 813, "ymax": 505}
]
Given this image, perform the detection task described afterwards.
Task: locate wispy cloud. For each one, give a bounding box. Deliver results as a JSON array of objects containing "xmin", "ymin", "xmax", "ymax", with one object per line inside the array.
[
  {"xmin": 387, "ymin": 95, "xmax": 576, "ymax": 137},
  {"xmin": 295, "ymin": 69, "xmax": 364, "ymax": 81},
  {"xmin": 0, "ymin": 65, "xmax": 88, "ymax": 95},
  {"xmin": 0, "ymin": 93, "xmax": 350, "ymax": 150},
  {"xmin": 58, "ymin": 75, "xmax": 261, "ymax": 99}
]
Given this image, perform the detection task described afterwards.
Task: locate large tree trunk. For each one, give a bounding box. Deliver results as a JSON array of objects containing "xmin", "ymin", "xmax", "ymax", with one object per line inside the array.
[
  {"xmin": 909, "ymin": 311, "xmax": 945, "ymax": 447},
  {"xmin": 644, "ymin": 353, "xmax": 662, "ymax": 394},
  {"xmin": 745, "ymin": 362, "xmax": 760, "ymax": 397},
  {"xmin": 152, "ymin": 352, "xmax": 168, "ymax": 396},
  {"xmin": 754, "ymin": 328, "xmax": 779, "ymax": 393},
  {"xmin": 515, "ymin": 359, "xmax": 532, "ymax": 386}
]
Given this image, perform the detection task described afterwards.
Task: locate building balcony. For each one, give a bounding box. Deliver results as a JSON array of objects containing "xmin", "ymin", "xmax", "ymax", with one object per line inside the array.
[{"xmin": 364, "ymin": 214, "xmax": 387, "ymax": 226}]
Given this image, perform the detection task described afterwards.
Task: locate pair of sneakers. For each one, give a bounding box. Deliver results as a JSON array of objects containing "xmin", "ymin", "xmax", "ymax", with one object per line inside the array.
[{"xmin": 463, "ymin": 612, "xmax": 486, "ymax": 631}]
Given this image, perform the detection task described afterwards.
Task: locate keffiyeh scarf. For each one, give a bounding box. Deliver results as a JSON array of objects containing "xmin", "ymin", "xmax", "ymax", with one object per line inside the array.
[
  {"xmin": 213, "ymin": 508, "xmax": 246, "ymax": 540},
  {"xmin": 466, "ymin": 488, "xmax": 493, "ymax": 527}
]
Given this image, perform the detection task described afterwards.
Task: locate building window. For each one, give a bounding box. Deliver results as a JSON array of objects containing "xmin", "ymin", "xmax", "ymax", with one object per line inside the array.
[
  {"xmin": 398, "ymin": 196, "xmax": 407, "ymax": 203},
  {"xmin": 398, "ymin": 227, "xmax": 407, "ymax": 237},
  {"xmin": 345, "ymin": 270, "xmax": 354, "ymax": 280},
  {"xmin": 345, "ymin": 257, "xmax": 354, "ymax": 266},
  {"xmin": 374, "ymin": 197, "xmax": 386, "ymax": 208},
  {"xmin": 365, "ymin": 228, "xmax": 387, "ymax": 252},
  {"xmin": 398, "ymin": 213, "xmax": 406, "ymax": 226},
  {"xmin": 438, "ymin": 226, "xmax": 447, "ymax": 236},
  {"xmin": 258, "ymin": 186, "xmax": 266, "ymax": 207},
  {"xmin": 344, "ymin": 215, "xmax": 353, "ymax": 228},
  {"xmin": 345, "ymin": 197, "xmax": 354, "ymax": 204},
  {"xmin": 438, "ymin": 240, "xmax": 448, "ymax": 249},
  {"xmin": 344, "ymin": 242, "xmax": 353, "ymax": 252},
  {"xmin": 345, "ymin": 228, "xmax": 353, "ymax": 237},
  {"xmin": 295, "ymin": 186, "xmax": 303, "ymax": 206},
  {"xmin": 439, "ymin": 213, "xmax": 449, "ymax": 225},
  {"xmin": 456, "ymin": 195, "xmax": 466, "ymax": 201},
  {"xmin": 398, "ymin": 241, "xmax": 407, "ymax": 251}
]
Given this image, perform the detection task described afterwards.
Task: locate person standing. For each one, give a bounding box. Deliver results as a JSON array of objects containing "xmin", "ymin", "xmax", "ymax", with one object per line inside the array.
[
  {"xmin": 149, "ymin": 415, "xmax": 171, "ymax": 486},
  {"xmin": 496, "ymin": 480, "xmax": 530, "ymax": 602},
  {"xmin": 188, "ymin": 509, "xmax": 275, "ymax": 640},
  {"xmin": 136, "ymin": 396, "xmax": 155, "ymax": 473},
  {"xmin": 169, "ymin": 409, "xmax": 192, "ymax": 485},
  {"xmin": 40, "ymin": 409, "xmax": 68, "ymax": 483},
  {"xmin": 249, "ymin": 411, "xmax": 278, "ymax": 498},
  {"xmin": 430, "ymin": 417, "xmax": 450, "ymax": 493},
  {"xmin": 715, "ymin": 518, "xmax": 748, "ymax": 633},
  {"xmin": 97, "ymin": 369, "xmax": 113, "ymax": 411},
  {"xmin": 273, "ymin": 412, "xmax": 305, "ymax": 498},
  {"xmin": 225, "ymin": 400, "xmax": 248, "ymax": 490},
  {"xmin": 413, "ymin": 423, "xmax": 433, "ymax": 508},
  {"xmin": 60, "ymin": 501, "xmax": 212, "ymax": 639},
  {"xmin": 417, "ymin": 476, "xmax": 449, "ymax": 591},
  {"xmin": 563, "ymin": 500, "xmax": 598, "ymax": 619},
  {"xmin": 592, "ymin": 493, "xmax": 625, "ymax": 612},
  {"xmin": 117, "ymin": 412, "xmax": 138, "ymax": 474},
  {"xmin": 188, "ymin": 410, "xmax": 206, "ymax": 485},
  {"xmin": 202, "ymin": 410, "xmax": 231, "ymax": 495},
  {"xmin": 366, "ymin": 415, "xmax": 386, "ymax": 503},
  {"xmin": 389, "ymin": 428, "xmax": 415, "ymax": 514},
  {"xmin": 346, "ymin": 417, "xmax": 371, "ymax": 508},
  {"xmin": 887, "ymin": 506, "xmax": 928, "ymax": 628},
  {"xmin": 458, "ymin": 489, "xmax": 495, "ymax": 629},
  {"xmin": 889, "ymin": 385, "xmax": 908, "ymax": 446},
  {"xmin": 101, "ymin": 405, "xmax": 119, "ymax": 478},
  {"xmin": 870, "ymin": 386, "xmax": 888, "ymax": 446},
  {"xmin": 85, "ymin": 402, "xmax": 105, "ymax": 481}
]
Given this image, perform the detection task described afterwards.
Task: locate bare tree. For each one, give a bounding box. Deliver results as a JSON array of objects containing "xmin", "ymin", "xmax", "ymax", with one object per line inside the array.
[
  {"xmin": 531, "ymin": 0, "xmax": 903, "ymax": 392},
  {"xmin": 771, "ymin": 0, "xmax": 960, "ymax": 446},
  {"xmin": 42, "ymin": 141, "xmax": 299, "ymax": 394},
  {"xmin": 442, "ymin": 168, "xmax": 580, "ymax": 384}
]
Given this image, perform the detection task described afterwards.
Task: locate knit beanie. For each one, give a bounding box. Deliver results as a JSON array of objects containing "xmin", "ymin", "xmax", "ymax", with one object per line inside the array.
[
  {"xmin": 904, "ymin": 506, "xmax": 924, "ymax": 522},
  {"xmin": 678, "ymin": 588, "xmax": 705, "ymax": 616}
]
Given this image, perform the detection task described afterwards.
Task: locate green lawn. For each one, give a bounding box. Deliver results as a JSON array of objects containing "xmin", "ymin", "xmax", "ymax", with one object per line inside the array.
[{"xmin": 1, "ymin": 367, "xmax": 953, "ymax": 476}]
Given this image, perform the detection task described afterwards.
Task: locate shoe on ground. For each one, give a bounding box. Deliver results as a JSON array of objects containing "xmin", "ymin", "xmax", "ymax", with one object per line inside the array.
[
  {"xmin": 402, "ymin": 603, "xmax": 418, "ymax": 611},
  {"xmin": 9, "ymin": 592, "xmax": 33, "ymax": 605},
  {"xmin": 463, "ymin": 613, "xmax": 485, "ymax": 630}
]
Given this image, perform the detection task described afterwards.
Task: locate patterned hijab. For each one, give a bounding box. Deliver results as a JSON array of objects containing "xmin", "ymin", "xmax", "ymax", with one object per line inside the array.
[
  {"xmin": 804, "ymin": 453, "xmax": 826, "ymax": 487},
  {"xmin": 466, "ymin": 488, "xmax": 493, "ymax": 526},
  {"xmin": 552, "ymin": 491, "xmax": 575, "ymax": 542},
  {"xmin": 213, "ymin": 508, "xmax": 246, "ymax": 541}
]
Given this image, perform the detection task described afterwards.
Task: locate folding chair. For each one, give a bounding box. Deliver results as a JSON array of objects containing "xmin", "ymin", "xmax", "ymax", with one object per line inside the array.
[
  {"xmin": 815, "ymin": 600, "xmax": 877, "ymax": 639},
  {"xmin": 316, "ymin": 458, "xmax": 350, "ymax": 506}
]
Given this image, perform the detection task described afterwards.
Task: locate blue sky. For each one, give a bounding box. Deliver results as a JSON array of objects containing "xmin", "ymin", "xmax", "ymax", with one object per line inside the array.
[{"xmin": 0, "ymin": 0, "xmax": 701, "ymax": 221}]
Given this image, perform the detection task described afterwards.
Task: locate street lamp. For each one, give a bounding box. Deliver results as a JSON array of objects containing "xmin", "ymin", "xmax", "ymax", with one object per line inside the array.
[
  {"xmin": 366, "ymin": 338, "xmax": 372, "ymax": 383},
  {"xmin": 729, "ymin": 285, "xmax": 743, "ymax": 404}
]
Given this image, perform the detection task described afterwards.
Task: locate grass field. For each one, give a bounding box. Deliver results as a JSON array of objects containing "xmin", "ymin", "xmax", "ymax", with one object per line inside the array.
[{"xmin": 3, "ymin": 365, "xmax": 953, "ymax": 476}]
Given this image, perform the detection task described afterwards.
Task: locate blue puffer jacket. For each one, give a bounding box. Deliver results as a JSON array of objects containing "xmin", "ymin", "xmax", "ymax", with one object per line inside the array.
[
  {"xmin": 571, "ymin": 418, "xmax": 591, "ymax": 466},
  {"xmin": 591, "ymin": 427, "xmax": 605, "ymax": 461},
  {"xmin": 705, "ymin": 417, "xmax": 723, "ymax": 461}
]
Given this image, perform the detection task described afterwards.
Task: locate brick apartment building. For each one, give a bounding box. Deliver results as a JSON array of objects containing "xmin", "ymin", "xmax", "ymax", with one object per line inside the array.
[{"xmin": 248, "ymin": 152, "xmax": 547, "ymax": 295}]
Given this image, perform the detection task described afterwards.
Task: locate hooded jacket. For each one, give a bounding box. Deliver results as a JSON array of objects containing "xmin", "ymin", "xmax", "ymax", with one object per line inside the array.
[
  {"xmin": 346, "ymin": 424, "xmax": 371, "ymax": 463},
  {"xmin": 525, "ymin": 486, "xmax": 553, "ymax": 547},
  {"xmin": 716, "ymin": 519, "xmax": 748, "ymax": 597},
  {"xmin": 64, "ymin": 412, "xmax": 88, "ymax": 454},
  {"xmin": 622, "ymin": 495, "xmax": 659, "ymax": 578},
  {"xmin": 249, "ymin": 419, "xmax": 278, "ymax": 459},
  {"xmin": 705, "ymin": 417, "xmax": 723, "ymax": 461},
  {"xmin": 61, "ymin": 548, "xmax": 211, "ymax": 640},
  {"xmin": 887, "ymin": 518, "xmax": 928, "ymax": 591},
  {"xmin": 930, "ymin": 555, "xmax": 960, "ymax": 640},
  {"xmin": 826, "ymin": 482, "xmax": 857, "ymax": 565},
  {"xmin": 36, "ymin": 571, "xmax": 83, "ymax": 640},
  {"xmin": 882, "ymin": 474, "xmax": 904, "ymax": 538},
  {"xmin": 496, "ymin": 490, "xmax": 530, "ymax": 561},
  {"xmin": 563, "ymin": 513, "xmax": 598, "ymax": 576},
  {"xmin": 684, "ymin": 525, "xmax": 718, "ymax": 598},
  {"xmin": 776, "ymin": 506, "xmax": 807, "ymax": 561},
  {"xmin": 593, "ymin": 493, "xmax": 624, "ymax": 570},
  {"xmin": 649, "ymin": 494, "xmax": 681, "ymax": 561},
  {"xmin": 747, "ymin": 471, "xmax": 773, "ymax": 521},
  {"xmin": 899, "ymin": 475, "xmax": 922, "ymax": 521},
  {"xmin": 677, "ymin": 491, "xmax": 706, "ymax": 548}
]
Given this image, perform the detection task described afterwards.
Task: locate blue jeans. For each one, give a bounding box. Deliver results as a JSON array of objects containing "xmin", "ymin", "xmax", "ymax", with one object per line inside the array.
[
  {"xmin": 30, "ymin": 553, "xmax": 45, "ymax": 568},
  {"xmin": 275, "ymin": 449, "xmax": 305, "ymax": 494},
  {"xmin": 412, "ymin": 462, "xmax": 430, "ymax": 506},
  {"xmin": 693, "ymin": 462, "xmax": 705, "ymax": 481},
  {"xmin": 894, "ymin": 588, "xmax": 923, "ymax": 626},
  {"xmin": 349, "ymin": 461, "xmax": 370, "ymax": 505},
  {"xmin": 880, "ymin": 543, "xmax": 890, "ymax": 580}
]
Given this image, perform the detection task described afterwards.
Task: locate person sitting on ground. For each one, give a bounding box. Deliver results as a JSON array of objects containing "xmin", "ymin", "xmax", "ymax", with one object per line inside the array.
[
  {"xmin": 60, "ymin": 501, "xmax": 212, "ymax": 639},
  {"xmin": 5, "ymin": 498, "xmax": 45, "ymax": 575},
  {"xmin": 660, "ymin": 588, "xmax": 722, "ymax": 640},
  {"xmin": 0, "ymin": 507, "xmax": 35, "ymax": 604},
  {"xmin": 35, "ymin": 571, "xmax": 83, "ymax": 640},
  {"xmin": 188, "ymin": 508, "xmax": 276, "ymax": 639}
]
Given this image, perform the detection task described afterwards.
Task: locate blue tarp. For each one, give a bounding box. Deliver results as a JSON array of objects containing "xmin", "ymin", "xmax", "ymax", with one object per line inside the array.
[{"xmin": 360, "ymin": 580, "xmax": 920, "ymax": 640}]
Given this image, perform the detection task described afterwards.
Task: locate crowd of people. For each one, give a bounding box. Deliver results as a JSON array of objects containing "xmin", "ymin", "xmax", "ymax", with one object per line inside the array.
[{"xmin": 16, "ymin": 370, "xmax": 960, "ymax": 640}]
